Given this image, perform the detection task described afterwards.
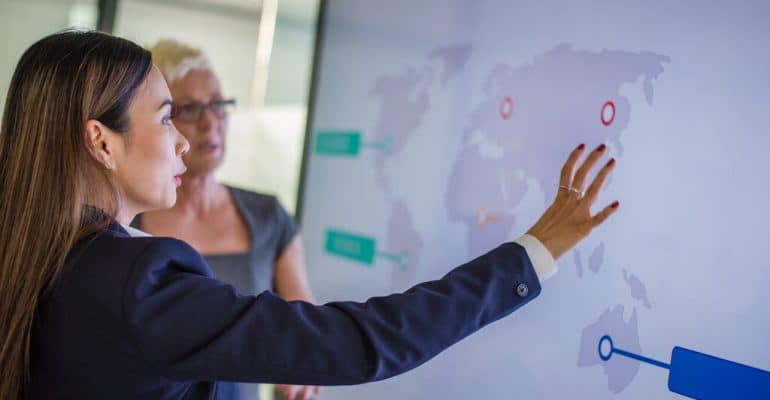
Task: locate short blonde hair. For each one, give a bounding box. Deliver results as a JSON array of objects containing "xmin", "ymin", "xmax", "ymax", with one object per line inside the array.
[{"xmin": 147, "ymin": 39, "xmax": 212, "ymax": 85}]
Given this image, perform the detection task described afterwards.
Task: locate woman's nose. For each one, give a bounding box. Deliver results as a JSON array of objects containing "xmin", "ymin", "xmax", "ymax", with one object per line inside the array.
[{"xmin": 176, "ymin": 129, "xmax": 190, "ymax": 156}]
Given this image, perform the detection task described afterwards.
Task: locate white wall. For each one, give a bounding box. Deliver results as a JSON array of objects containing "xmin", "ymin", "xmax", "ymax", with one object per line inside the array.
[{"xmin": 0, "ymin": 0, "xmax": 97, "ymax": 113}]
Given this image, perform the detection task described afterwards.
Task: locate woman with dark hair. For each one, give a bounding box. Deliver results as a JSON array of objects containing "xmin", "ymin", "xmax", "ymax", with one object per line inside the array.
[{"xmin": 0, "ymin": 30, "xmax": 618, "ymax": 400}]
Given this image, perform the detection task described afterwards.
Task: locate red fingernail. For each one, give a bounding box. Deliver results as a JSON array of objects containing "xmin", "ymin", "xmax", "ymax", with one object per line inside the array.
[
  {"xmin": 606, "ymin": 158, "xmax": 615, "ymax": 167},
  {"xmin": 577, "ymin": 143, "xmax": 585, "ymax": 150},
  {"xmin": 611, "ymin": 201, "xmax": 620, "ymax": 209},
  {"xmin": 597, "ymin": 144, "xmax": 606, "ymax": 152}
]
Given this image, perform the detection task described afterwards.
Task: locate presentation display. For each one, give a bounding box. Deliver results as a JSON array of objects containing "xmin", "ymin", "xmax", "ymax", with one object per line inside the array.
[{"xmin": 298, "ymin": 1, "xmax": 770, "ymax": 398}]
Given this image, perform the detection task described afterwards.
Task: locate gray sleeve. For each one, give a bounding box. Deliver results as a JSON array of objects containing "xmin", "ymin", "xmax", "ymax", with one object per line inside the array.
[{"xmin": 230, "ymin": 187, "xmax": 298, "ymax": 262}]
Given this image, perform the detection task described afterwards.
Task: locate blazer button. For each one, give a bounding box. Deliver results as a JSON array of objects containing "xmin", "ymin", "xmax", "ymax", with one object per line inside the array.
[{"xmin": 516, "ymin": 283, "xmax": 529, "ymax": 298}]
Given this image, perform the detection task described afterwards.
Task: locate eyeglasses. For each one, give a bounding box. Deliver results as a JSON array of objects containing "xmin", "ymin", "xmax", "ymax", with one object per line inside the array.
[{"xmin": 171, "ymin": 99, "xmax": 236, "ymax": 123}]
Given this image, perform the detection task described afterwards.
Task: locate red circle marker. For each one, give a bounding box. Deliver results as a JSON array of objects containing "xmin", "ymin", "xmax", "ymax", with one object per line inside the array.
[
  {"xmin": 601, "ymin": 101, "xmax": 615, "ymax": 126},
  {"xmin": 499, "ymin": 96, "xmax": 513, "ymax": 119}
]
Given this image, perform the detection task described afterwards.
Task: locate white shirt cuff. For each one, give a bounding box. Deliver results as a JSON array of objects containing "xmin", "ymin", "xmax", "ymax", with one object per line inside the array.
[{"xmin": 513, "ymin": 234, "xmax": 558, "ymax": 281}]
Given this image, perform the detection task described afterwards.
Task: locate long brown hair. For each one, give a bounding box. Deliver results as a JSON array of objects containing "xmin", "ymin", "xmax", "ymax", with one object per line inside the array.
[{"xmin": 0, "ymin": 30, "xmax": 151, "ymax": 398}]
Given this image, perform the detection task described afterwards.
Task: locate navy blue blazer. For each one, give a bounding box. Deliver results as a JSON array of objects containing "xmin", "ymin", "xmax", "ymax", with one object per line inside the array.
[{"xmin": 29, "ymin": 222, "xmax": 541, "ymax": 399}]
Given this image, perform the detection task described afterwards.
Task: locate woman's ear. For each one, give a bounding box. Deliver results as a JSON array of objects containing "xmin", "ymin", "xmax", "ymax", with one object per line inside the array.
[{"xmin": 84, "ymin": 119, "xmax": 118, "ymax": 170}]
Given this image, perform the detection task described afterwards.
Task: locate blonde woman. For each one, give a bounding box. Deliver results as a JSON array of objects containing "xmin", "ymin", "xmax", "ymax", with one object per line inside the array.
[{"xmin": 132, "ymin": 39, "xmax": 318, "ymax": 400}]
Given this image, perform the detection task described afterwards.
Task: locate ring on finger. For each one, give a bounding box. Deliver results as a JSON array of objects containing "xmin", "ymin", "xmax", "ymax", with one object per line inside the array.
[{"xmin": 559, "ymin": 185, "xmax": 583, "ymax": 197}]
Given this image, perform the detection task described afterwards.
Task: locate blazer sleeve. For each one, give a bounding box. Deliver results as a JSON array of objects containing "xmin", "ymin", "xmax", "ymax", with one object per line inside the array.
[{"xmin": 122, "ymin": 237, "xmax": 542, "ymax": 385}]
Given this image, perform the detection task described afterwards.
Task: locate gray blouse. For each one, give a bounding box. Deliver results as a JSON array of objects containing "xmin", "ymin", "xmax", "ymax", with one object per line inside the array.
[{"xmin": 132, "ymin": 186, "xmax": 298, "ymax": 400}]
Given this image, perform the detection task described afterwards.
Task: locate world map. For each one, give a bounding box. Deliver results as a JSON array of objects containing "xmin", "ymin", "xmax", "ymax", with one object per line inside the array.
[{"xmin": 368, "ymin": 43, "xmax": 670, "ymax": 392}]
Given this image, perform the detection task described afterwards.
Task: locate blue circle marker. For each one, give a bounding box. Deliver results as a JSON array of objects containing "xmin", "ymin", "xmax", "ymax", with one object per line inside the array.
[
  {"xmin": 598, "ymin": 334, "xmax": 670, "ymax": 369},
  {"xmin": 598, "ymin": 334, "xmax": 613, "ymax": 361}
]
